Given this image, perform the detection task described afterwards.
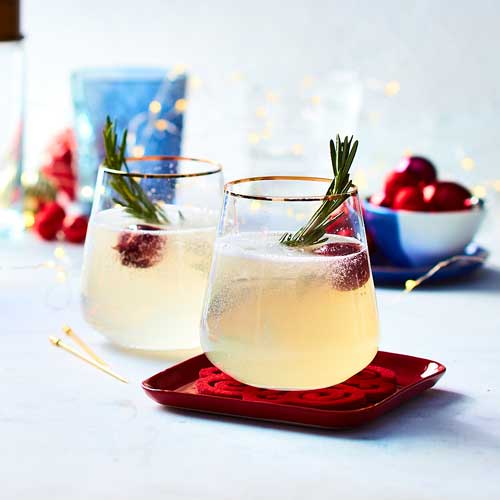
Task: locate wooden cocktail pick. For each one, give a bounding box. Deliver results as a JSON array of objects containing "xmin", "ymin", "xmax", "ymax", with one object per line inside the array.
[
  {"xmin": 62, "ymin": 325, "xmax": 109, "ymax": 367},
  {"xmin": 49, "ymin": 336, "xmax": 128, "ymax": 384}
]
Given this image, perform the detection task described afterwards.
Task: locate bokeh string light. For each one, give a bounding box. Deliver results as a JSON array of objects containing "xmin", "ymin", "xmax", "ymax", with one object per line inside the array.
[
  {"xmin": 404, "ymin": 254, "xmax": 489, "ymax": 293},
  {"xmin": 1, "ymin": 246, "xmax": 73, "ymax": 310}
]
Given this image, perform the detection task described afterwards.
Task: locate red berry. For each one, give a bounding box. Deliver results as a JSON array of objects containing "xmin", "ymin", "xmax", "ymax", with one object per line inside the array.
[
  {"xmin": 423, "ymin": 181, "xmax": 472, "ymax": 211},
  {"xmin": 33, "ymin": 201, "xmax": 65, "ymax": 240},
  {"xmin": 325, "ymin": 210, "xmax": 354, "ymax": 237},
  {"xmin": 368, "ymin": 191, "xmax": 392, "ymax": 207},
  {"xmin": 41, "ymin": 129, "xmax": 77, "ymax": 200},
  {"xmin": 314, "ymin": 242, "xmax": 370, "ymax": 291},
  {"xmin": 392, "ymin": 186, "xmax": 428, "ymax": 211},
  {"xmin": 384, "ymin": 169, "xmax": 420, "ymax": 198},
  {"xmin": 114, "ymin": 225, "xmax": 166, "ymax": 268},
  {"xmin": 62, "ymin": 215, "xmax": 88, "ymax": 243},
  {"xmin": 398, "ymin": 156, "xmax": 437, "ymax": 184}
]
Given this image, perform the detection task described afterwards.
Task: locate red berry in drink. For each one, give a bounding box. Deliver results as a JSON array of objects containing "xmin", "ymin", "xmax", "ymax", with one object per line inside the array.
[
  {"xmin": 325, "ymin": 210, "xmax": 354, "ymax": 237},
  {"xmin": 114, "ymin": 225, "xmax": 166, "ymax": 268},
  {"xmin": 315, "ymin": 242, "xmax": 370, "ymax": 291}
]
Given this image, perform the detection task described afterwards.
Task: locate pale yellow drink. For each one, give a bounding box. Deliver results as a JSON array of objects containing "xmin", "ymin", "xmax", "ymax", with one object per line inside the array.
[
  {"xmin": 201, "ymin": 232, "xmax": 379, "ymax": 389},
  {"xmin": 81, "ymin": 206, "xmax": 216, "ymax": 350}
]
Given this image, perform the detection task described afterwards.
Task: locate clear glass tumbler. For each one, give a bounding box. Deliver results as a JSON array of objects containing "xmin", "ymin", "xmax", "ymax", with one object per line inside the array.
[
  {"xmin": 200, "ymin": 176, "xmax": 379, "ymax": 389},
  {"xmin": 81, "ymin": 156, "xmax": 223, "ymax": 350}
]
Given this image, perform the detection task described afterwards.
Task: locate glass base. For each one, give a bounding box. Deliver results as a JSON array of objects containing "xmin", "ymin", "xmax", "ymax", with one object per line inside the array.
[{"xmin": 204, "ymin": 346, "xmax": 379, "ymax": 391}]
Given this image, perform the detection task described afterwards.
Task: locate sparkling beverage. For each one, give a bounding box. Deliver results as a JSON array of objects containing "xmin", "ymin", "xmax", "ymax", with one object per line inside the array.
[
  {"xmin": 82, "ymin": 205, "xmax": 217, "ymax": 350},
  {"xmin": 201, "ymin": 232, "xmax": 379, "ymax": 389}
]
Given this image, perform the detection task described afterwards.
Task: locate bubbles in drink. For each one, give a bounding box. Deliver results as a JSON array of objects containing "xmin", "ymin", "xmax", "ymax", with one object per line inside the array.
[
  {"xmin": 81, "ymin": 205, "xmax": 217, "ymax": 350},
  {"xmin": 201, "ymin": 231, "xmax": 379, "ymax": 389}
]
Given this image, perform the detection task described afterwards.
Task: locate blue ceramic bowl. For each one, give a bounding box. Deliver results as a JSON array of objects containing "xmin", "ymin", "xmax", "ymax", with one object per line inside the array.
[{"xmin": 363, "ymin": 199, "xmax": 486, "ymax": 267}]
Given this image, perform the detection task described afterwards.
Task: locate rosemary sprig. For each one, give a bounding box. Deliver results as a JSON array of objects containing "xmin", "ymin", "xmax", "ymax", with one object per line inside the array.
[
  {"xmin": 102, "ymin": 116, "xmax": 168, "ymax": 225},
  {"xmin": 280, "ymin": 134, "xmax": 358, "ymax": 248}
]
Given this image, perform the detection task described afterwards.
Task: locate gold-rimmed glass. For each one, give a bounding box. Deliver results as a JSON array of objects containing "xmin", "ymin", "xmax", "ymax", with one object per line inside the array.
[
  {"xmin": 200, "ymin": 176, "xmax": 379, "ymax": 390},
  {"xmin": 81, "ymin": 156, "xmax": 223, "ymax": 350}
]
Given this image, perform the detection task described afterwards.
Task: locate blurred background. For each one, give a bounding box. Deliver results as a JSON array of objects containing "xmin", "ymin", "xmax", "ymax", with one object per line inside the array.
[{"xmin": 21, "ymin": 0, "xmax": 499, "ymax": 199}]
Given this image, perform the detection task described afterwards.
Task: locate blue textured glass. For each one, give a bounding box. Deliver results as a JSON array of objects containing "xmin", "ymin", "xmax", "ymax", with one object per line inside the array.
[{"xmin": 71, "ymin": 67, "xmax": 187, "ymax": 203}]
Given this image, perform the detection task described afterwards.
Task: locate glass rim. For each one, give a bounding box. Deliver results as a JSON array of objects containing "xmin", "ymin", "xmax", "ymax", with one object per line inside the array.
[
  {"xmin": 100, "ymin": 155, "xmax": 223, "ymax": 179},
  {"xmin": 224, "ymin": 176, "xmax": 358, "ymax": 202}
]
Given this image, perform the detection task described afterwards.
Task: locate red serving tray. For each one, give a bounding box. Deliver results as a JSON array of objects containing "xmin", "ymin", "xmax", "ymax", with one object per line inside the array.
[{"xmin": 142, "ymin": 351, "xmax": 446, "ymax": 429}]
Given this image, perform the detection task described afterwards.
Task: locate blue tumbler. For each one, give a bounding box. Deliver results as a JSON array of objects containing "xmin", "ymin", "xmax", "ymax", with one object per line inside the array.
[{"xmin": 71, "ymin": 67, "xmax": 187, "ymax": 207}]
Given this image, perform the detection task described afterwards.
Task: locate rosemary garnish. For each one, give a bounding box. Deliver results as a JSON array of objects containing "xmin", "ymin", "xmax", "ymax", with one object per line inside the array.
[
  {"xmin": 102, "ymin": 117, "xmax": 168, "ymax": 225},
  {"xmin": 280, "ymin": 135, "xmax": 358, "ymax": 248}
]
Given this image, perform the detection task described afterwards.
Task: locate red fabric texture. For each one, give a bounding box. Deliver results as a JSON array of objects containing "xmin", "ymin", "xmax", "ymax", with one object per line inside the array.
[
  {"xmin": 195, "ymin": 365, "xmax": 397, "ymax": 410},
  {"xmin": 195, "ymin": 376, "xmax": 246, "ymax": 398}
]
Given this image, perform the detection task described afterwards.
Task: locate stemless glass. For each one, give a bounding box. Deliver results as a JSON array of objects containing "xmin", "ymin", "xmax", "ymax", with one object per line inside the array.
[
  {"xmin": 81, "ymin": 156, "xmax": 223, "ymax": 350},
  {"xmin": 200, "ymin": 176, "xmax": 379, "ymax": 390}
]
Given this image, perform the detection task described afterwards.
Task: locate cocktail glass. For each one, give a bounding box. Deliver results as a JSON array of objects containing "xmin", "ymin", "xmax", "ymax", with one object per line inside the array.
[
  {"xmin": 200, "ymin": 176, "xmax": 379, "ymax": 389},
  {"xmin": 81, "ymin": 156, "xmax": 223, "ymax": 350}
]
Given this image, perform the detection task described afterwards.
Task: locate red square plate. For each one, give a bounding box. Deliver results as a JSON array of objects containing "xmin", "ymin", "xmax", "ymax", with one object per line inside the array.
[{"xmin": 142, "ymin": 351, "xmax": 446, "ymax": 429}]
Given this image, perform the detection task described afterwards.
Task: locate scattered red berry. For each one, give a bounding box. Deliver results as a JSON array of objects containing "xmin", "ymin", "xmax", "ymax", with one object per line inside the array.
[
  {"xmin": 397, "ymin": 156, "xmax": 437, "ymax": 185},
  {"xmin": 40, "ymin": 129, "xmax": 77, "ymax": 200},
  {"xmin": 114, "ymin": 225, "xmax": 166, "ymax": 268},
  {"xmin": 62, "ymin": 215, "xmax": 88, "ymax": 243},
  {"xmin": 315, "ymin": 242, "xmax": 370, "ymax": 291},
  {"xmin": 33, "ymin": 201, "xmax": 65, "ymax": 240},
  {"xmin": 384, "ymin": 169, "xmax": 420, "ymax": 198},
  {"xmin": 392, "ymin": 186, "xmax": 428, "ymax": 211},
  {"xmin": 423, "ymin": 181, "xmax": 472, "ymax": 211}
]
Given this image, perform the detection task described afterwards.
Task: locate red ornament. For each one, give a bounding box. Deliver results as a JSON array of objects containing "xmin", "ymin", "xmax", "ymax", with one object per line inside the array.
[
  {"xmin": 392, "ymin": 186, "xmax": 428, "ymax": 211},
  {"xmin": 397, "ymin": 156, "xmax": 437, "ymax": 185},
  {"xmin": 33, "ymin": 201, "xmax": 66, "ymax": 240},
  {"xmin": 40, "ymin": 129, "xmax": 77, "ymax": 200},
  {"xmin": 383, "ymin": 169, "xmax": 420, "ymax": 198},
  {"xmin": 62, "ymin": 214, "xmax": 89, "ymax": 243},
  {"xmin": 423, "ymin": 181, "xmax": 472, "ymax": 211},
  {"xmin": 368, "ymin": 191, "xmax": 392, "ymax": 207}
]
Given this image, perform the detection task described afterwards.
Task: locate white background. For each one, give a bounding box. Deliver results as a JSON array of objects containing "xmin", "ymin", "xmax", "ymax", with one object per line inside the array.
[
  {"xmin": 22, "ymin": 0, "xmax": 500, "ymax": 192},
  {"xmin": 4, "ymin": 3, "xmax": 500, "ymax": 498}
]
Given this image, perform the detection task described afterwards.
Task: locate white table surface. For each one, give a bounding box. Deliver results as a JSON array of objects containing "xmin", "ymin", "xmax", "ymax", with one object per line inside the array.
[{"xmin": 2, "ymin": 208, "xmax": 500, "ymax": 500}]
